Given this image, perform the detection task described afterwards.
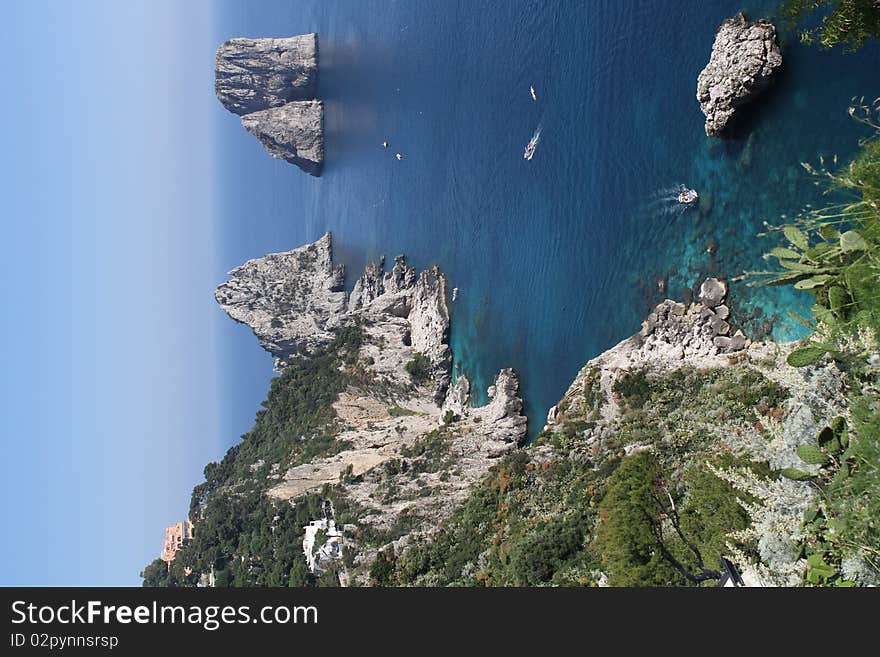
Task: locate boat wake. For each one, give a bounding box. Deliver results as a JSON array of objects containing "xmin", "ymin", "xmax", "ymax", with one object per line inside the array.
[
  {"xmin": 643, "ymin": 185, "xmax": 699, "ymax": 216},
  {"xmin": 524, "ymin": 124, "xmax": 542, "ymax": 160}
]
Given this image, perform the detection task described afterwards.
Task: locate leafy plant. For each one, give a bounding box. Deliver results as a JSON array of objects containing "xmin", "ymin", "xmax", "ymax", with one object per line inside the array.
[
  {"xmin": 780, "ymin": 467, "xmax": 815, "ymax": 481},
  {"xmin": 787, "ymin": 345, "xmax": 830, "ymax": 367}
]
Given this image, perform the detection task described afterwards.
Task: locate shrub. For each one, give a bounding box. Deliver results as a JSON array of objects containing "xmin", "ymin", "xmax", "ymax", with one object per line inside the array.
[
  {"xmin": 611, "ymin": 370, "xmax": 652, "ymax": 410},
  {"xmin": 388, "ymin": 406, "xmax": 417, "ymax": 417},
  {"xmin": 404, "ymin": 353, "xmax": 433, "ymax": 384}
]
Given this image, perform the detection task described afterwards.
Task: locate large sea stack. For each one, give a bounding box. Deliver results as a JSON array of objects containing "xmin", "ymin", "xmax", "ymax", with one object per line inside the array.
[
  {"xmin": 697, "ymin": 13, "xmax": 782, "ymax": 137},
  {"xmin": 215, "ymin": 34, "xmax": 324, "ymax": 176}
]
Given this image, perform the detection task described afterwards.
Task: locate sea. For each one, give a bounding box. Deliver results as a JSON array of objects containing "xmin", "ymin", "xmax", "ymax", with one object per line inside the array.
[{"xmin": 211, "ymin": 0, "xmax": 880, "ymax": 442}]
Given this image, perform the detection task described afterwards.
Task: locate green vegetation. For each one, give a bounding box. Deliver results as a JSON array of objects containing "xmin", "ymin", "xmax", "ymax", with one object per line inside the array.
[
  {"xmin": 388, "ymin": 406, "xmax": 418, "ymax": 417},
  {"xmin": 404, "ymin": 353, "xmax": 433, "ymax": 384},
  {"xmin": 777, "ymin": 0, "xmax": 880, "ymax": 50},
  {"xmin": 140, "ymin": 558, "xmax": 172, "ymax": 587},
  {"xmin": 145, "ymin": 492, "xmax": 324, "ymax": 587},
  {"xmin": 191, "ymin": 323, "xmax": 362, "ymax": 502},
  {"xmin": 596, "ymin": 451, "xmax": 752, "ymax": 586},
  {"xmin": 755, "ymin": 101, "xmax": 880, "ymax": 584},
  {"xmin": 141, "ymin": 324, "xmax": 365, "ymax": 586},
  {"xmin": 750, "ymin": 124, "xmax": 880, "ymax": 339},
  {"xmin": 611, "ymin": 369, "xmax": 651, "ymax": 410},
  {"xmin": 390, "ymin": 426, "xmax": 756, "ymax": 587},
  {"xmin": 399, "ymin": 429, "xmax": 453, "ymax": 474}
]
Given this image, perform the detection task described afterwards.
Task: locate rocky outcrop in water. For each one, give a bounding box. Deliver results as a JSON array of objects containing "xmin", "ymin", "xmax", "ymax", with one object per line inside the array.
[
  {"xmin": 531, "ymin": 278, "xmax": 848, "ymax": 586},
  {"xmin": 215, "ymin": 35, "xmax": 318, "ymax": 114},
  {"xmin": 215, "ymin": 34, "xmax": 324, "ymax": 175},
  {"xmin": 240, "ymin": 101, "xmax": 324, "ymax": 175},
  {"xmin": 697, "ymin": 14, "xmax": 782, "ymax": 137},
  {"xmin": 544, "ymin": 277, "xmax": 749, "ymax": 427}
]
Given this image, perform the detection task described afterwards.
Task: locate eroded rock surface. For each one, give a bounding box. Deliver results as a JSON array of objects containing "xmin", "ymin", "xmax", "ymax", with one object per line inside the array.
[
  {"xmin": 215, "ymin": 35, "xmax": 318, "ymax": 115},
  {"xmin": 212, "ymin": 233, "xmax": 528, "ymax": 584},
  {"xmin": 215, "ymin": 233, "xmax": 346, "ymax": 356},
  {"xmin": 697, "ymin": 14, "xmax": 782, "ymax": 136},
  {"xmin": 241, "ymin": 100, "xmax": 324, "ymax": 175},
  {"xmin": 215, "ymin": 34, "xmax": 324, "ymax": 175}
]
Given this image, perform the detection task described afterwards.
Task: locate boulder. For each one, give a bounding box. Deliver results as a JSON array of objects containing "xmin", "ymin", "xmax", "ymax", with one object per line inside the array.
[{"xmin": 700, "ymin": 277, "xmax": 728, "ymax": 308}]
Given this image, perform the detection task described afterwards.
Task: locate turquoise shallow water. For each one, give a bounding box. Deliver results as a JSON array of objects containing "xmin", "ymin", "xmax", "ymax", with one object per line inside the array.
[{"xmin": 213, "ymin": 0, "xmax": 880, "ymax": 440}]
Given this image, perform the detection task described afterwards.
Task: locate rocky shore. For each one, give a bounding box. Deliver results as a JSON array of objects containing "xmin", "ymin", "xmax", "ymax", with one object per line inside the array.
[
  {"xmin": 212, "ymin": 234, "xmax": 527, "ymax": 583},
  {"xmin": 531, "ymin": 278, "xmax": 846, "ymax": 586},
  {"xmin": 697, "ymin": 13, "xmax": 782, "ymax": 137},
  {"xmin": 155, "ymin": 243, "xmax": 850, "ymax": 587},
  {"xmin": 215, "ymin": 34, "xmax": 324, "ymax": 175},
  {"xmin": 215, "ymin": 232, "xmax": 454, "ymax": 402}
]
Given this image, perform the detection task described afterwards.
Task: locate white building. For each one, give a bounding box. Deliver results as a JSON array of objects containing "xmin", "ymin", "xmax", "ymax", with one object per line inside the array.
[{"xmin": 302, "ymin": 518, "xmax": 344, "ymax": 574}]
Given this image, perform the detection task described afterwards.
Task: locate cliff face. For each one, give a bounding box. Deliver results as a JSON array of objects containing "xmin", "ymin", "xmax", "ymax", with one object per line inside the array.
[
  {"xmin": 215, "ymin": 34, "xmax": 324, "ymax": 176},
  {"xmin": 152, "ymin": 240, "xmax": 853, "ymax": 587},
  {"xmin": 215, "ymin": 233, "xmax": 346, "ymax": 357},
  {"xmin": 215, "ymin": 233, "xmax": 454, "ymax": 401},
  {"xmin": 697, "ymin": 14, "xmax": 782, "ymax": 137},
  {"xmin": 206, "ymin": 234, "xmax": 527, "ymax": 584},
  {"xmin": 240, "ymin": 101, "xmax": 325, "ymax": 176},
  {"xmin": 215, "ymin": 35, "xmax": 318, "ymax": 115},
  {"xmin": 389, "ymin": 279, "xmax": 848, "ymax": 587}
]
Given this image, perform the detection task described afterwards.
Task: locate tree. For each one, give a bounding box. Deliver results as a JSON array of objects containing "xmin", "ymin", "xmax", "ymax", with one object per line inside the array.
[
  {"xmin": 370, "ymin": 549, "xmax": 396, "ymax": 585},
  {"xmin": 287, "ymin": 559, "xmax": 311, "ymax": 587},
  {"xmin": 140, "ymin": 559, "xmax": 169, "ymax": 587},
  {"xmin": 778, "ymin": 0, "xmax": 880, "ymax": 50},
  {"xmin": 596, "ymin": 451, "xmax": 724, "ymax": 586},
  {"xmin": 404, "ymin": 353, "xmax": 433, "ymax": 384}
]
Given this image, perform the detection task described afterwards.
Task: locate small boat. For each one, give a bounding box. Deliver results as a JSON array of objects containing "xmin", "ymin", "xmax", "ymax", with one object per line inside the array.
[
  {"xmin": 382, "ymin": 141, "xmax": 389, "ymax": 148},
  {"xmin": 395, "ymin": 153, "xmax": 403, "ymax": 161},
  {"xmin": 530, "ymin": 85, "xmax": 537, "ymax": 101},
  {"xmin": 524, "ymin": 127, "xmax": 541, "ymax": 160},
  {"xmin": 452, "ymin": 287, "xmax": 458, "ymax": 302},
  {"xmin": 678, "ymin": 188, "xmax": 699, "ymax": 204}
]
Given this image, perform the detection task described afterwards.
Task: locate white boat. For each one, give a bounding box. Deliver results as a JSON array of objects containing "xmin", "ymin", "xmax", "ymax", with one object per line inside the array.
[
  {"xmin": 530, "ymin": 85, "xmax": 537, "ymax": 101},
  {"xmin": 382, "ymin": 141, "xmax": 389, "ymax": 148},
  {"xmin": 524, "ymin": 126, "xmax": 541, "ymax": 160},
  {"xmin": 678, "ymin": 188, "xmax": 698, "ymax": 204},
  {"xmin": 452, "ymin": 287, "xmax": 458, "ymax": 302},
  {"xmin": 395, "ymin": 153, "xmax": 403, "ymax": 161}
]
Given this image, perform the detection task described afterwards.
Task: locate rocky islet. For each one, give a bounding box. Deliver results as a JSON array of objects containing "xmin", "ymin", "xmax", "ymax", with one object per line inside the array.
[
  {"xmin": 215, "ymin": 34, "xmax": 324, "ymax": 175},
  {"xmin": 697, "ymin": 13, "xmax": 783, "ymax": 137}
]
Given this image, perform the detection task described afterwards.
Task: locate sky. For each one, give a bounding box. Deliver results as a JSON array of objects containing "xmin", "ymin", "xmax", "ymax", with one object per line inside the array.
[{"xmin": 0, "ymin": 0, "xmax": 233, "ymax": 585}]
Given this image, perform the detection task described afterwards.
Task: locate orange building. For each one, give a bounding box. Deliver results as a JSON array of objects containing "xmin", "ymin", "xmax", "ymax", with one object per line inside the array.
[{"xmin": 161, "ymin": 520, "xmax": 193, "ymax": 565}]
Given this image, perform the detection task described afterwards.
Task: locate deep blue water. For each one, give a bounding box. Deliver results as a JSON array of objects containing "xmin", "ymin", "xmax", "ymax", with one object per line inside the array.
[{"xmin": 212, "ymin": 0, "xmax": 880, "ymax": 441}]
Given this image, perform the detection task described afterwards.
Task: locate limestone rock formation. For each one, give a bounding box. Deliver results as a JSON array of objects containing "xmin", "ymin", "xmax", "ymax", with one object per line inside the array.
[
  {"xmin": 215, "ymin": 35, "xmax": 318, "ymax": 115},
  {"xmin": 215, "ymin": 34, "xmax": 324, "ymax": 176},
  {"xmin": 211, "ymin": 234, "xmax": 527, "ymax": 585},
  {"xmin": 285, "ymin": 366, "xmax": 528, "ymax": 574},
  {"xmin": 534, "ymin": 278, "xmax": 751, "ymax": 428},
  {"xmin": 241, "ymin": 101, "xmax": 324, "ymax": 176},
  {"xmin": 216, "ymin": 232, "xmax": 454, "ymax": 400},
  {"xmin": 215, "ymin": 233, "xmax": 346, "ymax": 356},
  {"xmin": 697, "ymin": 13, "xmax": 782, "ymax": 137},
  {"xmin": 535, "ymin": 278, "xmax": 849, "ymax": 586}
]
